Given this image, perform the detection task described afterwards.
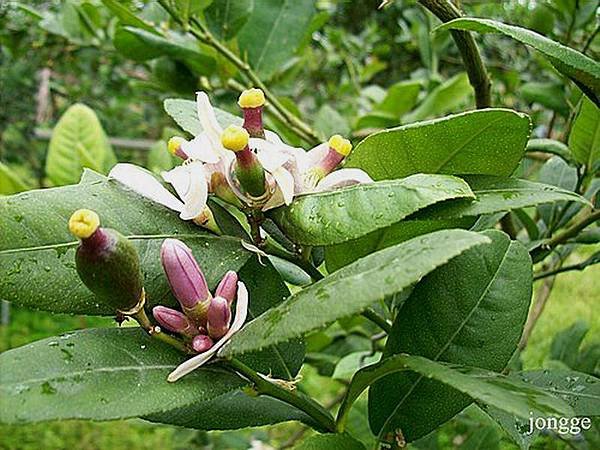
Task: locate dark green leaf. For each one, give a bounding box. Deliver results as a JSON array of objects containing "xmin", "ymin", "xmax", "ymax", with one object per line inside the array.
[
  {"xmin": 101, "ymin": 0, "xmax": 157, "ymax": 33},
  {"xmin": 45, "ymin": 104, "xmax": 116, "ymax": 186},
  {"xmin": 338, "ymin": 354, "xmax": 573, "ymax": 443},
  {"xmin": 205, "ymin": 0, "xmax": 253, "ymax": 41},
  {"xmin": 238, "ymin": 0, "xmax": 315, "ymax": 79},
  {"xmin": 369, "ymin": 230, "xmax": 533, "ymax": 441},
  {"xmin": 163, "ymin": 98, "xmax": 241, "ymax": 136},
  {"xmin": 269, "ymin": 175, "xmax": 474, "ymax": 245},
  {"xmin": 348, "ymin": 109, "xmax": 531, "ymax": 180},
  {"xmin": 222, "ymin": 229, "xmax": 490, "ymax": 358},
  {"xmin": 537, "ymin": 157, "xmax": 578, "ymax": 229},
  {"xmin": 520, "ymin": 82, "xmax": 569, "ymax": 116},
  {"xmin": 436, "ymin": 18, "xmax": 600, "ymax": 106},
  {"xmin": 293, "ymin": 433, "xmax": 367, "ymax": 450},
  {"xmin": 549, "ymin": 321, "xmax": 590, "ymax": 368},
  {"xmin": 569, "ymin": 97, "xmax": 600, "ymax": 168},
  {"xmin": 0, "ymin": 328, "xmax": 245, "ymax": 423},
  {"xmin": 526, "ymin": 138, "xmax": 576, "ymax": 165}
]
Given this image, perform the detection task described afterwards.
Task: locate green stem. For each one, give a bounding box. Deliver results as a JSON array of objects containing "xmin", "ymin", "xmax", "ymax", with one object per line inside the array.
[
  {"xmin": 362, "ymin": 308, "xmax": 392, "ymax": 333},
  {"xmin": 227, "ymin": 358, "xmax": 336, "ymax": 433},
  {"xmin": 133, "ymin": 308, "xmax": 192, "ymax": 354}
]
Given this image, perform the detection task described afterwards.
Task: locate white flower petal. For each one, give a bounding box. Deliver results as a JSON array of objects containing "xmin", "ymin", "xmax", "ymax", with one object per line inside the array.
[
  {"xmin": 315, "ymin": 168, "xmax": 373, "ymax": 192},
  {"xmin": 196, "ymin": 91, "xmax": 224, "ymax": 154},
  {"xmin": 304, "ymin": 142, "xmax": 329, "ymax": 169},
  {"xmin": 271, "ymin": 167, "xmax": 295, "ymax": 206},
  {"xmin": 181, "ymin": 134, "xmax": 220, "ymax": 164},
  {"xmin": 168, "ymin": 282, "xmax": 249, "ymax": 382},
  {"xmin": 252, "ymin": 138, "xmax": 290, "ymax": 172},
  {"xmin": 109, "ymin": 163, "xmax": 184, "ymax": 212},
  {"xmin": 162, "ymin": 162, "xmax": 208, "ymax": 220}
]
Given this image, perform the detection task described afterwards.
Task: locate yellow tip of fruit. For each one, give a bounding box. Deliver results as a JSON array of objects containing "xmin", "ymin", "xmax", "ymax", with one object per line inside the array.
[
  {"xmin": 69, "ymin": 209, "xmax": 100, "ymax": 239},
  {"xmin": 221, "ymin": 125, "xmax": 249, "ymax": 152},
  {"xmin": 328, "ymin": 135, "xmax": 352, "ymax": 156},
  {"xmin": 167, "ymin": 136, "xmax": 186, "ymax": 155},
  {"xmin": 238, "ymin": 88, "xmax": 265, "ymax": 108}
]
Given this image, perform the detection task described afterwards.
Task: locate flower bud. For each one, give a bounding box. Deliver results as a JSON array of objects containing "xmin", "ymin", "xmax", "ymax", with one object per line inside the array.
[
  {"xmin": 167, "ymin": 136, "xmax": 188, "ymax": 160},
  {"xmin": 69, "ymin": 209, "xmax": 143, "ymax": 313},
  {"xmin": 191, "ymin": 334, "xmax": 214, "ymax": 353},
  {"xmin": 160, "ymin": 239, "xmax": 211, "ymax": 324},
  {"xmin": 238, "ymin": 88, "xmax": 266, "ymax": 139},
  {"xmin": 152, "ymin": 305, "xmax": 199, "ymax": 337},
  {"xmin": 215, "ymin": 270, "xmax": 238, "ymax": 305},
  {"xmin": 221, "ymin": 125, "xmax": 266, "ymax": 198},
  {"xmin": 207, "ymin": 296, "xmax": 231, "ymax": 339}
]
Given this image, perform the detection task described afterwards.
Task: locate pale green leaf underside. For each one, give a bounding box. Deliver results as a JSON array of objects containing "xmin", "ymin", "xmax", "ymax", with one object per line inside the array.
[
  {"xmin": 569, "ymin": 97, "xmax": 600, "ymax": 168},
  {"xmin": 0, "ymin": 328, "xmax": 245, "ymax": 424},
  {"xmin": 163, "ymin": 98, "xmax": 241, "ymax": 137},
  {"xmin": 269, "ymin": 174, "xmax": 474, "ymax": 245},
  {"xmin": 436, "ymin": 18, "xmax": 600, "ymax": 106},
  {"xmin": 223, "ymin": 229, "xmax": 490, "ymax": 357}
]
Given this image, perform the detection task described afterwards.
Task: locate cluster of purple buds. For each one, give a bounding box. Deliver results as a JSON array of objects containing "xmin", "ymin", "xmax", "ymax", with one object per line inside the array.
[{"xmin": 153, "ymin": 238, "xmax": 238, "ymax": 354}]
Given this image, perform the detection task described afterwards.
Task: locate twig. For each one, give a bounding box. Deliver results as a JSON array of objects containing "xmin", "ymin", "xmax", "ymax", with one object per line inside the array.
[
  {"xmin": 518, "ymin": 272, "xmax": 557, "ymax": 350},
  {"xmin": 362, "ymin": 308, "xmax": 392, "ymax": 333},
  {"xmin": 534, "ymin": 253, "xmax": 600, "ymax": 280},
  {"xmin": 418, "ymin": 0, "xmax": 492, "ymax": 108}
]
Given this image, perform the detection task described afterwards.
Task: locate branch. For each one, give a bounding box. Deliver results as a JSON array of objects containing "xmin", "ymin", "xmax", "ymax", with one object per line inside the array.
[
  {"xmin": 418, "ymin": 0, "xmax": 492, "ymax": 108},
  {"xmin": 534, "ymin": 252, "xmax": 600, "ymax": 280}
]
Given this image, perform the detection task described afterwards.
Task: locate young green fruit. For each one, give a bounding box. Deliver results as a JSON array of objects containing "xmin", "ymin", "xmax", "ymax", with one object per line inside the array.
[{"xmin": 69, "ymin": 209, "xmax": 144, "ymax": 313}]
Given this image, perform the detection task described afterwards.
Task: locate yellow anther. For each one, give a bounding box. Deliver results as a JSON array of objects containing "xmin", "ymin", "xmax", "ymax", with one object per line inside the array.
[
  {"xmin": 167, "ymin": 136, "xmax": 186, "ymax": 155},
  {"xmin": 69, "ymin": 209, "xmax": 100, "ymax": 239},
  {"xmin": 221, "ymin": 125, "xmax": 249, "ymax": 152},
  {"xmin": 238, "ymin": 88, "xmax": 265, "ymax": 108},
  {"xmin": 328, "ymin": 135, "xmax": 352, "ymax": 156}
]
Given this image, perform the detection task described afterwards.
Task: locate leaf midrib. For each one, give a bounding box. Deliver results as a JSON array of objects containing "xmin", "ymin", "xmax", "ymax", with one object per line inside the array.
[{"xmin": 378, "ymin": 240, "xmax": 512, "ymax": 438}]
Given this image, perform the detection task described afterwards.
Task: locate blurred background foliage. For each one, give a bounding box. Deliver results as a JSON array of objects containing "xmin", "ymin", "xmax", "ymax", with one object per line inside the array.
[{"xmin": 0, "ymin": 0, "xmax": 599, "ymax": 449}]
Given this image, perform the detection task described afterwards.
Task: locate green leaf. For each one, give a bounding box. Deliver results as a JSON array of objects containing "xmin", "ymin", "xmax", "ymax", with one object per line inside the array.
[
  {"xmin": 420, "ymin": 175, "xmax": 590, "ymax": 220},
  {"xmin": 368, "ymin": 230, "xmax": 533, "ymax": 441},
  {"xmin": 526, "ymin": 138, "xmax": 576, "ymax": 165},
  {"xmin": 348, "ymin": 109, "xmax": 531, "ymax": 180},
  {"xmin": 101, "ymin": 0, "xmax": 157, "ymax": 33},
  {"xmin": 0, "ymin": 328, "xmax": 245, "ymax": 423},
  {"xmin": 0, "ymin": 176, "xmax": 251, "ymax": 315},
  {"xmin": 549, "ymin": 321, "xmax": 590, "ymax": 368},
  {"xmin": 520, "ymin": 82, "xmax": 569, "ymax": 116},
  {"xmin": 569, "ymin": 97, "xmax": 600, "ymax": 168},
  {"xmin": 144, "ymin": 390, "xmax": 313, "ymax": 430},
  {"xmin": 222, "ymin": 229, "xmax": 490, "ymax": 358},
  {"xmin": 483, "ymin": 369, "xmax": 600, "ymax": 449},
  {"xmin": 205, "ymin": 0, "xmax": 253, "ymax": 41},
  {"xmin": 0, "ymin": 162, "xmax": 31, "ymax": 195},
  {"xmin": 338, "ymin": 355, "xmax": 573, "ymax": 444},
  {"xmin": 45, "ymin": 104, "xmax": 116, "ymax": 186},
  {"xmin": 237, "ymin": 0, "xmax": 315, "ymax": 79},
  {"xmin": 436, "ymin": 18, "xmax": 600, "ymax": 106},
  {"xmin": 537, "ymin": 157, "xmax": 578, "ymax": 229},
  {"xmin": 269, "ymin": 175, "xmax": 474, "ymax": 245},
  {"xmin": 461, "ymin": 426, "xmax": 500, "ymax": 450},
  {"xmin": 163, "ymin": 98, "xmax": 241, "ymax": 136},
  {"xmin": 404, "ymin": 72, "xmax": 472, "ymax": 122},
  {"xmin": 293, "ymin": 433, "xmax": 367, "ymax": 450},
  {"xmin": 314, "ymin": 105, "xmax": 350, "ymax": 139}
]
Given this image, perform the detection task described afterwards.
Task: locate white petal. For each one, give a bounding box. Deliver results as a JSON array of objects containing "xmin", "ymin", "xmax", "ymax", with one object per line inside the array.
[
  {"xmin": 109, "ymin": 163, "xmax": 183, "ymax": 212},
  {"xmin": 252, "ymin": 138, "xmax": 289, "ymax": 172},
  {"xmin": 162, "ymin": 162, "xmax": 208, "ymax": 220},
  {"xmin": 316, "ymin": 168, "xmax": 373, "ymax": 192},
  {"xmin": 304, "ymin": 142, "xmax": 329, "ymax": 169},
  {"xmin": 271, "ymin": 167, "xmax": 295, "ymax": 206},
  {"xmin": 181, "ymin": 134, "xmax": 220, "ymax": 164},
  {"xmin": 168, "ymin": 282, "xmax": 249, "ymax": 382},
  {"xmin": 196, "ymin": 92, "xmax": 224, "ymax": 151}
]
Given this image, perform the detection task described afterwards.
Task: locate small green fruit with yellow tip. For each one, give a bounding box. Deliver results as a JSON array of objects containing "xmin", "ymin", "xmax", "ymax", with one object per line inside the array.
[{"xmin": 69, "ymin": 209, "xmax": 144, "ymax": 313}]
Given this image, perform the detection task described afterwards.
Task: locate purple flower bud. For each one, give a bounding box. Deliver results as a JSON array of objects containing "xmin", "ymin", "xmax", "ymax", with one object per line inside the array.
[
  {"xmin": 160, "ymin": 239, "xmax": 211, "ymax": 311},
  {"xmin": 215, "ymin": 271, "xmax": 238, "ymax": 305},
  {"xmin": 152, "ymin": 306, "xmax": 199, "ymax": 337},
  {"xmin": 207, "ymin": 296, "xmax": 231, "ymax": 339},
  {"xmin": 192, "ymin": 334, "xmax": 214, "ymax": 353}
]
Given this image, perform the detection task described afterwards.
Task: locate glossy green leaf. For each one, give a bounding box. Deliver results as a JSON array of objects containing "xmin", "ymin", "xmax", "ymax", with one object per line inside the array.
[
  {"xmin": 520, "ymin": 82, "xmax": 569, "ymax": 116},
  {"xmin": 163, "ymin": 98, "xmax": 241, "ymax": 136},
  {"xmin": 348, "ymin": 109, "xmax": 531, "ymax": 180},
  {"xmin": 101, "ymin": 0, "xmax": 157, "ymax": 33},
  {"xmin": 436, "ymin": 18, "xmax": 600, "ymax": 106},
  {"xmin": 0, "ymin": 328, "xmax": 245, "ymax": 423},
  {"xmin": 144, "ymin": 390, "xmax": 313, "ymax": 430},
  {"xmin": 537, "ymin": 157, "xmax": 578, "ymax": 229},
  {"xmin": 338, "ymin": 354, "xmax": 573, "ymax": 443},
  {"xmin": 404, "ymin": 72, "xmax": 472, "ymax": 123},
  {"xmin": 0, "ymin": 176, "xmax": 251, "ymax": 315},
  {"xmin": 222, "ymin": 229, "xmax": 490, "ymax": 358},
  {"xmin": 526, "ymin": 138, "xmax": 575, "ymax": 165},
  {"xmin": 205, "ymin": 0, "xmax": 253, "ymax": 41},
  {"xmin": 238, "ymin": 0, "xmax": 315, "ymax": 79},
  {"xmin": 369, "ymin": 231, "xmax": 533, "ymax": 441},
  {"xmin": 293, "ymin": 433, "xmax": 367, "ymax": 450},
  {"xmin": 483, "ymin": 369, "xmax": 600, "ymax": 449},
  {"xmin": 569, "ymin": 97, "xmax": 600, "ymax": 168},
  {"xmin": 269, "ymin": 175, "xmax": 474, "ymax": 245},
  {"xmin": 45, "ymin": 104, "xmax": 116, "ymax": 186}
]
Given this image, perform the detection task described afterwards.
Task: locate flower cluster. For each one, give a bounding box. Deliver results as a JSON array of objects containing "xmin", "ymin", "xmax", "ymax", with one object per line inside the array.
[
  {"xmin": 109, "ymin": 88, "xmax": 372, "ymax": 229},
  {"xmin": 155, "ymin": 238, "xmax": 248, "ymax": 382}
]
